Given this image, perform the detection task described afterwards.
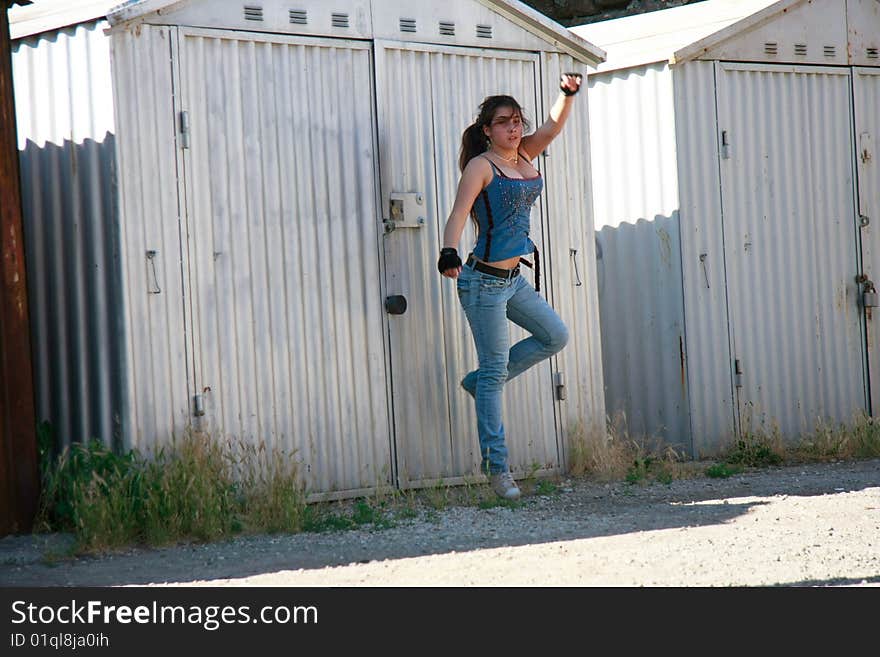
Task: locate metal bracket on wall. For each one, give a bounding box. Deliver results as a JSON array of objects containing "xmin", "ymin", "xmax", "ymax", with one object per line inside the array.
[
  {"xmin": 699, "ymin": 253, "xmax": 710, "ymax": 289},
  {"xmin": 146, "ymin": 250, "xmax": 161, "ymax": 294},
  {"xmin": 385, "ymin": 192, "xmax": 426, "ymax": 233},
  {"xmin": 570, "ymin": 248, "xmax": 582, "ymax": 286}
]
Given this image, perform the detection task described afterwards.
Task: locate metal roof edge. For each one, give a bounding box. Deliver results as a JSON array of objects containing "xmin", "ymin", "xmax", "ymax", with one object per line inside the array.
[
  {"xmin": 477, "ymin": 0, "xmax": 606, "ymax": 65},
  {"xmin": 106, "ymin": 0, "xmax": 606, "ymax": 65},
  {"xmin": 670, "ymin": 0, "xmax": 802, "ymax": 65},
  {"xmin": 8, "ymin": 0, "xmax": 121, "ymax": 39},
  {"xmin": 591, "ymin": 57, "xmax": 672, "ymax": 77},
  {"xmin": 106, "ymin": 0, "xmax": 183, "ymax": 27}
]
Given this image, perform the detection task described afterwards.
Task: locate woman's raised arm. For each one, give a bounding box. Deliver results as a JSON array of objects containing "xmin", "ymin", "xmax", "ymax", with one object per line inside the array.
[{"xmin": 520, "ymin": 73, "xmax": 582, "ymax": 161}]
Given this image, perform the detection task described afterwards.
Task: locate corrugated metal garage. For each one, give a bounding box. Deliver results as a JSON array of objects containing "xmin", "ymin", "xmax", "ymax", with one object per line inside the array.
[
  {"xmin": 14, "ymin": 0, "xmax": 607, "ymax": 499},
  {"xmin": 574, "ymin": 0, "xmax": 880, "ymax": 455}
]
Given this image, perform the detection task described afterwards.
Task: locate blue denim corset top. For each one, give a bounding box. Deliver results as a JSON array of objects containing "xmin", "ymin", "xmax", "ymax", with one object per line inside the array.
[{"xmin": 471, "ymin": 159, "xmax": 543, "ymax": 262}]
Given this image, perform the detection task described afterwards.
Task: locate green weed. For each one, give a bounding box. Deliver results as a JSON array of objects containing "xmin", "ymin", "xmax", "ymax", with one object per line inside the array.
[
  {"xmin": 534, "ymin": 479, "xmax": 558, "ymax": 495},
  {"xmin": 36, "ymin": 430, "xmax": 308, "ymax": 553},
  {"xmin": 724, "ymin": 432, "xmax": 784, "ymax": 467},
  {"xmin": 705, "ymin": 462, "xmax": 744, "ymax": 479}
]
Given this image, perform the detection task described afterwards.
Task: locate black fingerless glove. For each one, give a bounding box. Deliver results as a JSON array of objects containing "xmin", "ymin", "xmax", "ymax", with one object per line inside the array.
[
  {"xmin": 560, "ymin": 72, "xmax": 583, "ymax": 96},
  {"xmin": 437, "ymin": 247, "xmax": 462, "ymax": 274}
]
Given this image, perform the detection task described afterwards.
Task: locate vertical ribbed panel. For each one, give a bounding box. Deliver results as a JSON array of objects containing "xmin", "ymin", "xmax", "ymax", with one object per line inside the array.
[
  {"xmin": 588, "ymin": 63, "xmax": 689, "ymax": 451},
  {"xmin": 178, "ymin": 30, "xmax": 392, "ymax": 495},
  {"xmin": 717, "ymin": 63, "xmax": 865, "ymax": 439},
  {"xmin": 541, "ymin": 52, "xmax": 607, "ymax": 456},
  {"xmin": 12, "ymin": 22, "xmax": 115, "ymax": 149},
  {"xmin": 589, "ymin": 64, "xmax": 678, "ymax": 229},
  {"xmin": 854, "ymin": 68, "xmax": 880, "ymax": 414},
  {"xmin": 376, "ymin": 41, "xmax": 560, "ymax": 484},
  {"xmin": 375, "ymin": 43, "xmax": 449, "ymax": 485},
  {"xmin": 111, "ymin": 25, "xmax": 191, "ymax": 452},
  {"xmin": 674, "ymin": 61, "xmax": 735, "ymax": 455},
  {"xmin": 12, "ymin": 22, "xmax": 123, "ymax": 450}
]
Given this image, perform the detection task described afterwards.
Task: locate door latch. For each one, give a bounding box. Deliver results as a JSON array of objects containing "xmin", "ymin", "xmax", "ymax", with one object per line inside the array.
[
  {"xmin": 863, "ymin": 279, "xmax": 878, "ymax": 308},
  {"xmin": 385, "ymin": 192, "xmax": 426, "ymax": 232}
]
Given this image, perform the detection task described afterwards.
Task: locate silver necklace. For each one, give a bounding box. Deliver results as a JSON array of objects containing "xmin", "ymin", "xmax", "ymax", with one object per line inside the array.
[{"xmin": 493, "ymin": 149, "xmax": 518, "ymax": 165}]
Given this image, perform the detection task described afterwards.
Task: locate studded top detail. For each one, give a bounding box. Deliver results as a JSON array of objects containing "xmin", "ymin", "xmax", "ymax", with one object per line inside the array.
[{"xmin": 471, "ymin": 159, "xmax": 543, "ymax": 262}]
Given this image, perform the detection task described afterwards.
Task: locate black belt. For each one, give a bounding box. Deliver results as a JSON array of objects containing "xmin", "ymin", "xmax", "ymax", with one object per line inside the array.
[{"xmin": 466, "ymin": 254, "xmax": 520, "ymax": 280}]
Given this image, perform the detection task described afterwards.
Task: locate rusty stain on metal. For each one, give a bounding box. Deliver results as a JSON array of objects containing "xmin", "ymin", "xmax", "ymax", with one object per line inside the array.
[
  {"xmin": 679, "ymin": 334, "xmax": 686, "ymax": 391},
  {"xmin": 656, "ymin": 226, "xmax": 672, "ymax": 268}
]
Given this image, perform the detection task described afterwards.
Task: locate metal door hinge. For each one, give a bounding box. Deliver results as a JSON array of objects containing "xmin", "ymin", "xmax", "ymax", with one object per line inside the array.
[
  {"xmin": 734, "ymin": 358, "xmax": 743, "ymax": 388},
  {"xmin": 179, "ymin": 111, "xmax": 190, "ymax": 149},
  {"xmin": 554, "ymin": 372, "xmax": 566, "ymax": 401}
]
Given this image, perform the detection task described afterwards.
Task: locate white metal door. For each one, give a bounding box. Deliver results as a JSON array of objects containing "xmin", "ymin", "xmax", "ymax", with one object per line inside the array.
[
  {"xmin": 853, "ymin": 67, "xmax": 880, "ymax": 415},
  {"xmin": 177, "ymin": 29, "xmax": 393, "ymax": 497},
  {"xmin": 375, "ymin": 41, "xmax": 559, "ymax": 487},
  {"xmin": 717, "ymin": 63, "xmax": 866, "ymax": 439}
]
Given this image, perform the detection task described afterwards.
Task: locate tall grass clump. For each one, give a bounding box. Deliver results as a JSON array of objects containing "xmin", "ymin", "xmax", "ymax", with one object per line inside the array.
[
  {"xmin": 140, "ymin": 432, "xmax": 239, "ymax": 545},
  {"xmin": 565, "ymin": 414, "xmax": 691, "ymax": 483},
  {"xmin": 234, "ymin": 441, "xmax": 308, "ymax": 534},
  {"xmin": 36, "ymin": 428, "xmax": 308, "ymax": 553},
  {"xmin": 791, "ymin": 413, "xmax": 880, "ymax": 462},
  {"xmin": 37, "ymin": 437, "xmax": 146, "ymax": 551}
]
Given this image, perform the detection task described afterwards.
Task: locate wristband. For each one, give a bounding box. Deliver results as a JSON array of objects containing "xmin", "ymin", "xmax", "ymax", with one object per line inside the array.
[{"xmin": 437, "ymin": 247, "xmax": 462, "ymax": 274}]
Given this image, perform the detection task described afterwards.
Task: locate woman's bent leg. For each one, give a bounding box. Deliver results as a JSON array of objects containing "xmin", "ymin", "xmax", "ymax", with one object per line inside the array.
[
  {"xmin": 504, "ymin": 276, "xmax": 569, "ymax": 382},
  {"xmin": 459, "ymin": 276, "xmax": 568, "ymax": 397}
]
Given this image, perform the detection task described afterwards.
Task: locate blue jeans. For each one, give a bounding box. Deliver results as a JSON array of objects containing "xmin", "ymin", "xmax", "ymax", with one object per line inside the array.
[{"xmin": 456, "ymin": 263, "xmax": 569, "ymax": 475}]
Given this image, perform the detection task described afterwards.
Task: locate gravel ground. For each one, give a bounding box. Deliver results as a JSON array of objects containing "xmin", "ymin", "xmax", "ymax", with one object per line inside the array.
[{"xmin": 1, "ymin": 458, "xmax": 878, "ymax": 587}]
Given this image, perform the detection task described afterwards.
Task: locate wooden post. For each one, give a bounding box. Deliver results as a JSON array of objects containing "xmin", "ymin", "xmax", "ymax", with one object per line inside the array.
[{"xmin": 0, "ymin": 1, "xmax": 39, "ymax": 535}]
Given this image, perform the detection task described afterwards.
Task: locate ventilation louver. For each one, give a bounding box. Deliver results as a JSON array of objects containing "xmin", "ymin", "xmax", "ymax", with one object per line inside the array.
[
  {"xmin": 439, "ymin": 21, "xmax": 455, "ymax": 36},
  {"xmin": 244, "ymin": 5, "xmax": 263, "ymax": 21},
  {"xmin": 794, "ymin": 44, "xmax": 807, "ymax": 56},
  {"xmin": 823, "ymin": 46, "xmax": 835, "ymax": 58},
  {"xmin": 332, "ymin": 13, "xmax": 349, "ymax": 28},
  {"xmin": 476, "ymin": 24, "xmax": 492, "ymax": 39},
  {"xmin": 764, "ymin": 42, "xmax": 778, "ymax": 55},
  {"xmin": 868, "ymin": 47, "xmax": 879, "ymax": 59},
  {"xmin": 400, "ymin": 18, "xmax": 416, "ymax": 33},
  {"xmin": 289, "ymin": 9, "xmax": 307, "ymax": 25}
]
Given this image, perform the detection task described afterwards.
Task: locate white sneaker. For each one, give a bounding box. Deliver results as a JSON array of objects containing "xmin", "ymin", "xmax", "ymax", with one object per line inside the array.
[{"xmin": 490, "ymin": 471, "xmax": 521, "ymax": 500}]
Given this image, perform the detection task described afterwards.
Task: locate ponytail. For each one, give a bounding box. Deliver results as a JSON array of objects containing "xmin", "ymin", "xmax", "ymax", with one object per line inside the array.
[{"xmin": 459, "ymin": 123, "xmax": 488, "ymax": 172}]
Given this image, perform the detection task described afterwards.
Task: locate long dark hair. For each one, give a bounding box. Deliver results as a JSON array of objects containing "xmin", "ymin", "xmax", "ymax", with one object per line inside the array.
[{"xmin": 458, "ymin": 95, "xmax": 531, "ymax": 172}]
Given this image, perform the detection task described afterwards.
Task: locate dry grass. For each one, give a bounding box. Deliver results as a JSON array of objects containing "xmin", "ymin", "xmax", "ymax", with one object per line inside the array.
[
  {"xmin": 565, "ymin": 409, "xmax": 880, "ymax": 485},
  {"xmin": 772, "ymin": 412, "xmax": 880, "ymax": 463},
  {"xmin": 566, "ymin": 413, "xmax": 698, "ymax": 484},
  {"xmin": 37, "ymin": 411, "xmax": 880, "ymax": 552}
]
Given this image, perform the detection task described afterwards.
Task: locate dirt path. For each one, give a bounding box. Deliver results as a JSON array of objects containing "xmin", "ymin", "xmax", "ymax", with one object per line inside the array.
[{"xmin": 2, "ymin": 458, "xmax": 878, "ymax": 586}]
